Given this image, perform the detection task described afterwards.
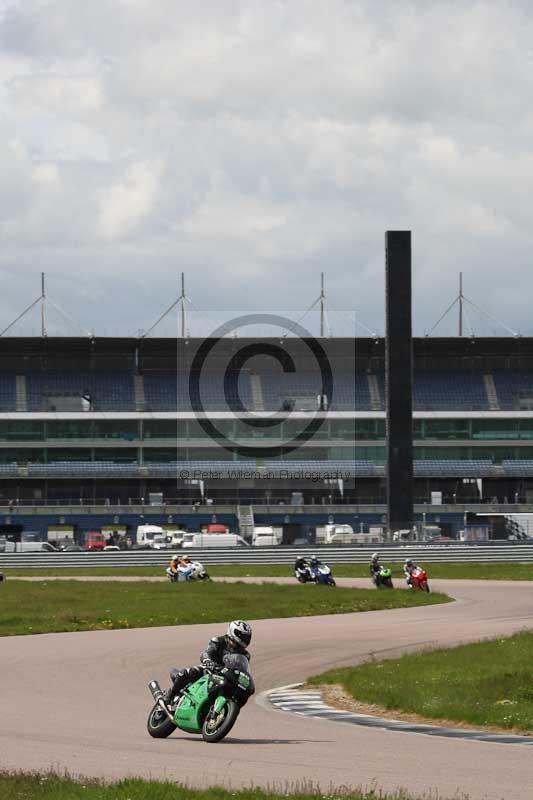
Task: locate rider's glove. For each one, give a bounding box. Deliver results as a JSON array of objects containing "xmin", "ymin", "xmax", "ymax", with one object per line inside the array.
[{"xmin": 202, "ymin": 659, "xmax": 217, "ymax": 672}]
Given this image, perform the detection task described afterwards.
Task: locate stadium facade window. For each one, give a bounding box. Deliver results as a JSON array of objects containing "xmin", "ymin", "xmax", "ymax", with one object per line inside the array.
[
  {"xmin": 187, "ymin": 448, "xmax": 233, "ymax": 460},
  {"xmin": 518, "ymin": 420, "xmax": 533, "ymax": 439},
  {"xmin": 352, "ymin": 419, "xmax": 385, "ymax": 439},
  {"xmin": 93, "ymin": 448, "xmax": 138, "ymax": 463},
  {"xmin": 330, "ymin": 446, "xmax": 356, "ymax": 460},
  {"xmin": 0, "ymin": 448, "xmax": 44, "ymax": 463},
  {"xmin": 234, "ymin": 418, "xmax": 282, "ymax": 440},
  {"xmin": 471, "ymin": 420, "xmax": 519, "ymax": 440},
  {"xmin": 329, "ymin": 419, "xmax": 356, "ymax": 439},
  {"xmin": 283, "ymin": 418, "xmax": 318, "ymax": 440},
  {"xmin": 46, "ymin": 421, "xmax": 93, "ymax": 440},
  {"xmin": 143, "ymin": 420, "xmax": 181, "ymax": 439},
  {"xmin": 416, "ymin": 446, "xmax": 469, "ymax": 460},
  {"xmin": 353, "ymin": 446, "xmax": 386, "ymax": 463},
  {"xmin": 423, "ymin": 419, "xmax": 469, "ymax": 440},
  {"xmin": 93, "ymin": 420, "xmax": 139, "ymax": 441},
  {"xmin": 276, "ymin": 448, "xmax": 328, "ymax": 460},
  {"xmin": 187, "ymin": 419, "xmax": 236, "ymax": 441},
  {"xmin": 47, "ymin": 448, "xmax": 90, "ymax": 462},
  {"xmin": 0, "ymin": 421, "xmax": 44, "ymax": 441},
  {"xmin": 143, "ymin": 448, "xmax": 181, "ymax": 463}
]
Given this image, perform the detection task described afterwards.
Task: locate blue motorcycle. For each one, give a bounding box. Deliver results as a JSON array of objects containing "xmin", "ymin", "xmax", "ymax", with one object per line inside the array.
[{"xmin": 308, "ymin": 560, "xmax": 336, "ymax": 586}]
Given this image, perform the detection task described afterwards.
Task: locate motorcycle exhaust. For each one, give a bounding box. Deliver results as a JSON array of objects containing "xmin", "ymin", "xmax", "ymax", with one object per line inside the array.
[{"xmin": 148, "ymin": 680, "xmax": 176, "ymax": 723}]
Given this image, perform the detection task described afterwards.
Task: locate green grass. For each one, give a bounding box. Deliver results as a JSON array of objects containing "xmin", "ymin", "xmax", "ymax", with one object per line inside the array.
[
  {"xmin": 0, "ymin": 771, "xmax": 466, "ymax": 800},
  {"xmin": 308, "ymin": 630, "xmax": 533, "ymax": 732},
  {"xmin": 0, "ymin": 580, "xmax": 448, "ymax": 636},
  {"xmin": 4, "ymin": 561, "xmax": 533, "ymax": 580}
]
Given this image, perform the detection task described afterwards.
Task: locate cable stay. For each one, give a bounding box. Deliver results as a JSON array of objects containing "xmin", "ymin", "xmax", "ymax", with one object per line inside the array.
[{"xmin": 0, "ymin": 273, "xmax": 91, "ymax": 338}]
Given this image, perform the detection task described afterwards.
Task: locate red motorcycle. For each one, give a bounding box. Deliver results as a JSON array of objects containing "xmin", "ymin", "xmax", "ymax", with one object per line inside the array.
[{"xmin": 410, "ymin": 566, "xmax": 430, "ymax": 592}]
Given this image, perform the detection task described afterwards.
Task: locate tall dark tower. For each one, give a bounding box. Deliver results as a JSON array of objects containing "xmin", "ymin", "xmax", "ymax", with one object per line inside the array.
[{"xmin": 385, "ymin": 231, "xmax": 414, "ymax": 536}]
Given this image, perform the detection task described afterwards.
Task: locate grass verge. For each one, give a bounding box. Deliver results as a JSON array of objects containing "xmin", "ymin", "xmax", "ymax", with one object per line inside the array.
[
  {"xmin": 0, "ymin": 771, "xmax": 462, "ymax": 800},
  {"xmin": 3, "ymin": 561, "xmax": 533, "ymax": 580},
  {"xmin": 0, "ymin": 579, "xmax": 448, "ymax": 636},
  {"xmin": 308, "ymin": 630, "xmax": 533, "ymax": 732}
]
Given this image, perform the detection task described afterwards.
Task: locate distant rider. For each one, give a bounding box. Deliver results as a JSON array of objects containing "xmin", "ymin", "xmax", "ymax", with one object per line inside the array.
[
  {"xmin": 166, "ymin": 553, "xmax": 193, "ymax": 581},
  {"xmin": 403, "ymin": 558, "xmax": 418, "ymax": 587},
  {"xmin": 369, "ymin": 552, "xmax": 381, "ymax": 584},
  {"xmin": 165, "ymin": 620, "xmax": 253, "ymax": 703},
  {"xmin": 308, "ymin": 554, "xmax": 323, "ymax": 579},
  {"xmin": 294, "ymin": 554, "xmax": 309, "ymax": 580}
]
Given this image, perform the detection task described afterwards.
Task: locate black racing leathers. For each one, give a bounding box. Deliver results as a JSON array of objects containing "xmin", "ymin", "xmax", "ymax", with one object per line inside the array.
[
  {"xmin": 201, "ymin": 635, "xmax": 251, "ymax": 669},
  {"xmin": 167, "ymin": 635, "xmax": 250, "ymax": 701}
]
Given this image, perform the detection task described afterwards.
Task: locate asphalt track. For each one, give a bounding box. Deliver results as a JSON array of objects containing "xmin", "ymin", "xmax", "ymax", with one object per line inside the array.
[{"xmin": 1, "ymin": 578, "xmax": 533, "ymax": 800}]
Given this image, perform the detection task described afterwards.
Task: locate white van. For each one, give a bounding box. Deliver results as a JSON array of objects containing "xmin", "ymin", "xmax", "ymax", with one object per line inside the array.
[
  {"xmin": 136, "ymin": 524, "xmax": 168, "ymax": 548},
  {"xmin": 182, "ymin": 533, "xmax": 249, "ymax": 548},
  {"xmin": 320, "ymin": 524, "xmax": 358, "ymax": 545},
  {"xmin": 252, "ymin": 526, "xmax": 281, "ymax": 546},
  {"xmin": 4, "ymin": 541, "xmax": 59, "ymax": 553}
]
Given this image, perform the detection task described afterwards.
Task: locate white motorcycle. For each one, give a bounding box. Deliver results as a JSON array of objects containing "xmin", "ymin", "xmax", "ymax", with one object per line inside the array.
[{"xmin": 166, "ymin": 561, "xmax": 210, "ymax": 582}]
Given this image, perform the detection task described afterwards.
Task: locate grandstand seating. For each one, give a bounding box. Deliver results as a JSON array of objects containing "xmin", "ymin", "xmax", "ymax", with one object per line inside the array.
[
  {"xmin": 253, "ymin": 371, "xmax": 369, "ymax": 410},
  {"xmin": 26, "ymin": 373, "xmax": 135, "ymax": 411},
  {"xmin": 501, "ymin": 460, "xmax": 533, "ymax": 477},
  {"xmin": 373, "ymin": 371, "xmax": 490, "ymax": 410},
  {"xmin": 0, "ymin": 375, "xmax": 16, "ymax": 411},
  {"xmin": 492, "ymin": 371, "xmax": 533, "ymax": 409},
  {"xmin": 414, "ymin": 459, "xmax": 494, "ymax": 477},
  {"xmin": 16, "ymin": 369, "xmax": 533, "ymax": 411},
  {"xmin": 0, "ymin": 458, "xmax": 510, "ymax": 479},
  {"xmin": 143, "ymin": 371, "xmax": 254, "ymax": 411}
]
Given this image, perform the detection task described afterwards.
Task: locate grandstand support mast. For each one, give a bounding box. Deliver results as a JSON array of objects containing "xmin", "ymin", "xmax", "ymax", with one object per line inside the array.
[
  {"xmin": 282, "ymin": 273, "xmax": 330, "ymax": 338},
  {"xmin": 0, "ymin": 273, "xmax": 90, "ymax": 337},
  {"xmin": 459, "ymin": 272, "xmax": 463, "ymax": 337},
  {"xmin": 181, "ymin": 272, "xmax": 186, "ymax": 339},
  {"xmin": 320, "ymin": 272, "xmax": 325, "ymax": 338},
  {"xmin": 41, "ymin": 272, "xmax": 46, "ymax": 338},
  {"xmin": 141, "ymin": 273, "xmax": 190, "ymax": 338}
]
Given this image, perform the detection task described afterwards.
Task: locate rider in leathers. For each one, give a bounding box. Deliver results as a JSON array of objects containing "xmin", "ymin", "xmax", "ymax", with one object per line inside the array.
[{"xmin": 165, "ymin": 620, "xmax": 252, "ymax": 703}]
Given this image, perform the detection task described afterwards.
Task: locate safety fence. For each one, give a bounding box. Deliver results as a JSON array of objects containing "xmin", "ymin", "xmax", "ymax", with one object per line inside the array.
[{"xmin": 1, "ymin": 543, "xmax": 533, "ymax": 569}]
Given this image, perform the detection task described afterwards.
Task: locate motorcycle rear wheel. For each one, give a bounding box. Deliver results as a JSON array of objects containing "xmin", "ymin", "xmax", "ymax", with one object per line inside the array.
[
  {"xmin": 147, "ymin": 702, "xmax": 177, "ymax": 738},
  {"xmin": 201, "ymin": 699, "xmax": 240, "ymax": 743}
]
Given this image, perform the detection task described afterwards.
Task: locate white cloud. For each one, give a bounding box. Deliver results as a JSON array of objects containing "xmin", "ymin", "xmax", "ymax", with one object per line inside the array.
[
  {"xmin": 1, "ymin": 0, "xmax": 533, "ymax": 335},
  {"xmin": 98, "ymin": 160, "xmax": 161, "ymax": 240}
]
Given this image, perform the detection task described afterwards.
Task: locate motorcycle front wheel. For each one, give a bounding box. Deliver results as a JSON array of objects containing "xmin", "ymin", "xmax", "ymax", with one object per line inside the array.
[
  {"xmin": 147, "ymin": 702, "xmax": 177, "ymax": 738},
  {"xmin": 201, "ymin": 699, "xmax": 240, "ymax": 743}
]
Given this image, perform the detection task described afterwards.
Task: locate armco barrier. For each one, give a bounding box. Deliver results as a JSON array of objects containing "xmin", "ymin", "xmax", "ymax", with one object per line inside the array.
[{"xmin": 1, "ymin": 543, "xmax": 533, "ymax": 569}]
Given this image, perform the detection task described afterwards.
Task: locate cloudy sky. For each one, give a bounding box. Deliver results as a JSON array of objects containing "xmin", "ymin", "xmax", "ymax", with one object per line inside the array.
[{"xmin": 1, "ymin": 0, "xmax": 532, "ymax": 338}]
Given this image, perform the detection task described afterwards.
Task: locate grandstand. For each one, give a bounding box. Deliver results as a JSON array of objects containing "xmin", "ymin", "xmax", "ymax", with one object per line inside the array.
[{"xmin": 1, "ymin": 335, "xmax": 533, "ymax": 539}]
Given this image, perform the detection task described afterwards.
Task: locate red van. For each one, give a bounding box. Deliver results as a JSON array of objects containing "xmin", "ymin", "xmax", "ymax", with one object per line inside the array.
[
  {"xmin": 84, "ymin": 531, "xmax": 106, "ymax": 551},
  {"xmin": 206, "ymin": 523, "xmax": 228, "ymax": 534}
]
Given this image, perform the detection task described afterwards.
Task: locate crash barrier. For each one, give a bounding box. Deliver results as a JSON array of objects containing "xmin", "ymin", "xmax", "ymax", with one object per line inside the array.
[{"xmin": 1, "ymin": 543, "xmax": 533, "ymax": 569}]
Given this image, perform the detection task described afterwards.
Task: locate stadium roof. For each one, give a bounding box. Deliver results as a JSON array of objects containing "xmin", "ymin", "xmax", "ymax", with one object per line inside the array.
[{"xmin": 1, "ymin": 336, "xmax": 533, "ymax": 371}]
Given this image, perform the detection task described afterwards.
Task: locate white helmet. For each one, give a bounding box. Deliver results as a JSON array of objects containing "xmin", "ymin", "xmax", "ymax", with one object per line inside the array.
[
  {"xmin": 372, "ymin": 552, "xmax": 380, "ymax": 560},
  {"xmin": 172, "ymin": 554, "xmax": 180, "ymax": 560},
  {"xmin": 227, "ymin": 620, "xmax": 252, "ymax": 647}
]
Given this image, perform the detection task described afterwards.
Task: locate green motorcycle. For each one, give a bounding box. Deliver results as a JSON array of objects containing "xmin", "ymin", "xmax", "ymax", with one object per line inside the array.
[
  {"xmin": 373, "ymin": 566, "xmax": 394, "ymax": 588},
  {"xmin": 147, "ymin": 654, "xmax": 254, "ymax": 743}
]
